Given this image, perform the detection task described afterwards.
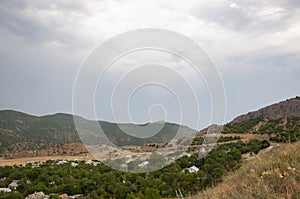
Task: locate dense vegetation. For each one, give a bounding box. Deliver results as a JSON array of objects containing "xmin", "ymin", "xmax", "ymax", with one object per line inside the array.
[
  {"xmin": 267, "ymin": 117, "xmax": 300, "ymax": 142},
  {"xmin": 0, "ymin": 139, "xmax": 270, "ymax": 199},
  {"xmin": 217, "ymin": 136, "xmax": 241, "ymax": 143},
  {"xmin": 223, "ymin": 116, "xmax": 264, "ymax": 134},
  {"xmin": 190, "ymin": 136, "xmax": 241, "ymax": 146},
  {"xmin": 223, "ymin": 115, "xmax": 300, "ymax": 143}
]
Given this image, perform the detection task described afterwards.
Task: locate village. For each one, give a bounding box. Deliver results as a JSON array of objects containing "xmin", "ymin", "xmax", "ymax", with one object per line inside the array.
[{"xmin": 0, "ymin": 154, "xmax": 203, "ymax": 199}]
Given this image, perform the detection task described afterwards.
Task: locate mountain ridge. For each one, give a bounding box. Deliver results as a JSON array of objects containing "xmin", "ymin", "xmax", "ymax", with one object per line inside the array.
[
  {"xmin": 0, "ymin": 110, "xmax": 196, "ymax": 158},
  {"xmin": 231, "ymin": 96, "xmax": 300, "ymax": 123},
  {"xmin": 1, "ymin": 96, "xmax": 299, "ymax": 158}
]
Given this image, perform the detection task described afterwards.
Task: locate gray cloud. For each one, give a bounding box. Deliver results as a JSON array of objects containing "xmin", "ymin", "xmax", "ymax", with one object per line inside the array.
[
  {"xmin": 0, "ymin": 0, "xmax": 89, "ymax": 47},
  {"xmin": 0, "ymin": 0, "xmax": 299, "ymax": 129},
  {"xmin": 190, "ymin": 0, "xmax": 300, "ymax": 34}
]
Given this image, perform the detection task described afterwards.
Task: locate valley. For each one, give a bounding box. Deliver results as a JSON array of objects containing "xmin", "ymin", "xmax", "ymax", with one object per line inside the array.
[{"xmin": 0, "ymin": 97, "xmax": 299, "ymax": 198}]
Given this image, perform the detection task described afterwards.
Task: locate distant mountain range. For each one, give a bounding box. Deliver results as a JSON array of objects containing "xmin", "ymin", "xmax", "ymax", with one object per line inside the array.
[
  {"xmin": 0, "ymin": 110, "xmax": 195, "ymax": 157},
  {"xmin": 0, "ymin": 96, "xmax": 299, "ymax": 158}
]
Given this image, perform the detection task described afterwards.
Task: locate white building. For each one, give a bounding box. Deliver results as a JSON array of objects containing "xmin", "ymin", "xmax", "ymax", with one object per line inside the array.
[
  {"xmin": 188, "ymin": 166, "xmax": 199, "ymax": 173},
  {"xmin": 25, "ymin": 191, "xmax": 49, "ymax": 199},
  {"xmin": 85, "ymin": 160, "xmax": 93, "ymax": 165},
  {"xmin": 8, "ymin": 180, "xmax": 20, "ymax": 190},
  {"xmin": 125, "ymin": 155, "xmax": 133, "ymax": 163},
  {"xmin": 120, "ymin": 163, "xmax": 128, "ymax": 171},
  {"xmin": 0, "ymin": 188, "xmax": 11, "ymax": 193},
  {"xmin": 57, "ymin": 160, "xmax": 68, "ymax": 165},
  {"xmin": 71, "ymin": 162, "xmax": 78, "ymax": 167},
  {"xmin": 138, "ymin": 161, "xmax": 149, "ymax": 168}
]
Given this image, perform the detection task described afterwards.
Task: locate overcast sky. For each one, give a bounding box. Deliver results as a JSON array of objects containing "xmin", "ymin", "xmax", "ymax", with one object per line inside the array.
[{"xmin": 0, "ymin": 0, "xmax": 300, "ymax": 129}]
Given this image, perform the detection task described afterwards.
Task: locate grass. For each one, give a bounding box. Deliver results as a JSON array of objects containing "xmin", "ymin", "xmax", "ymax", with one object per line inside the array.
[{"xmin": 195, "ymin": 142, "xmax": 300, "ymax": 199}]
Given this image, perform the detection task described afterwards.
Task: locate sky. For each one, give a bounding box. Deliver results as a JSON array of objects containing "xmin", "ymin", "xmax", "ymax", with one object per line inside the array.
[{"xmin": 0, "ymin": 0, "xmax": 300, "ymax": 130}]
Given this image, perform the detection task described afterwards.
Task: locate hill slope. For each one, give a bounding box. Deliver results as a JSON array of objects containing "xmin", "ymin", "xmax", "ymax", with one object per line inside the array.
[
  {"xmin": 222, "ymin": 97, "xmax": 300, "ymax": 142},
  {"xmin": 232, "ymin": 96, "xmax": 300, "ymax": 123},
  {"xmin": 0, "ymin": 111, "xmax": 81, "ymax": 153},
  {"xmin": 195, "ymin": 141, "xmax": 300, "ymax": 199},
  {"xmin": 0, "ymin": 110, "xmax": 195, "ymax": 157}
]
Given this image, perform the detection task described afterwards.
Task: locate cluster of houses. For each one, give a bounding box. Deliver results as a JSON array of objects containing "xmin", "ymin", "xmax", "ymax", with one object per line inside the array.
[
  {"xmin": 0, "ymin": 179, "xmax": 20, "ymax": 193},
  {"xmin": 25, "ymin": 192, "xmax": 83, "ymax": 199},
  {"xmin": 0, "ymin": 155, "xmax": 201, "ymax": 197},
  {"xmin": 0, "ymin": 181, "xmax": 84, "ymax": 199},
  {"xmin": 119, "ymin": 154, "xmax": 150, "ymax": 171},
  {"xmin": 0, "ymin": 178, "xmax": 83, "ymax": 199},
  {"xmin": 0, "ymin": 160, "xmax": 101, "ymax": 198},
  {"xmin": 1, "ymin": 159, "xmax": 103, "ymax": 169},
  {"xmin": 117, "ymin": 153, "xmax": 202, "ymax": 174}
]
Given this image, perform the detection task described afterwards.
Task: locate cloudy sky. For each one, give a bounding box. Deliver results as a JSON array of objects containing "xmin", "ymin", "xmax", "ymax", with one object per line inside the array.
[{"xmin": 0, "ymin": 0, "xmax": 300, "ymax": 129}]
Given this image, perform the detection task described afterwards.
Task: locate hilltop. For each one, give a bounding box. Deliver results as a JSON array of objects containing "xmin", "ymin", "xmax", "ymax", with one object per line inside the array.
[
  {"xmin": 231, "ymin": 96, "xmax": 300, "ymax": 123},
  {"xmin": 194, "ymin": 97, "xmax": 300, "ymax": 149},
  {"xmin": 222, "ymin": 97, "xmax": 300, "ymax": 142}
]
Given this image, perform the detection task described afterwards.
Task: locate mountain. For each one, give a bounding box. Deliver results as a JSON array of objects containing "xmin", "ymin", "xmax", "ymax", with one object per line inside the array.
[
  {"xmin": 1, "ymin": 96, "xmax": 299, "ymax": 158},
  {"xmin": 231, "ymin": 96, "xmax": 300, "ymax": 123},
  {"xmin": 0, "ymin": 110, "xmax": 195, "ymax": 157},
  {"xmin": 223, "ymin": 97, "xmax": 300, "ymax": 142},
  {"xmin": 0, "ymin": 111, "xmax": 80, "ymax": 152}
]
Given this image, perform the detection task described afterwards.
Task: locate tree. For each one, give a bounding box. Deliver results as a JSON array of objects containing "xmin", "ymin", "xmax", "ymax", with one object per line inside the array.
[
  {"xmin": 144, "ymin": 188, "xmax": 160, "ymax": 199},
  {"xmin": 229, "ymin": 149, "xmax": 242, "ymax": 161},
  {"xmin": 0, "ymin": 192, "xmax": 24, "ymax": 199},
  {"xmin": 126, "ymin": 192, "xmax": 137, "ymax": 199}
]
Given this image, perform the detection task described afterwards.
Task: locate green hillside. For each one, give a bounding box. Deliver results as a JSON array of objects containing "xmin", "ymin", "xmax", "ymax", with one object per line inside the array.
[
  {"xmin": 0, "ymin": 110, "xmax": 195, "ymax": 154},
  {"xmin": 0, "ymin": 111, "xmax": 80, "ymax": 152},
  {"xmin": 222, "ymin": 97, "xmax": 300, "ymax": 143}
]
